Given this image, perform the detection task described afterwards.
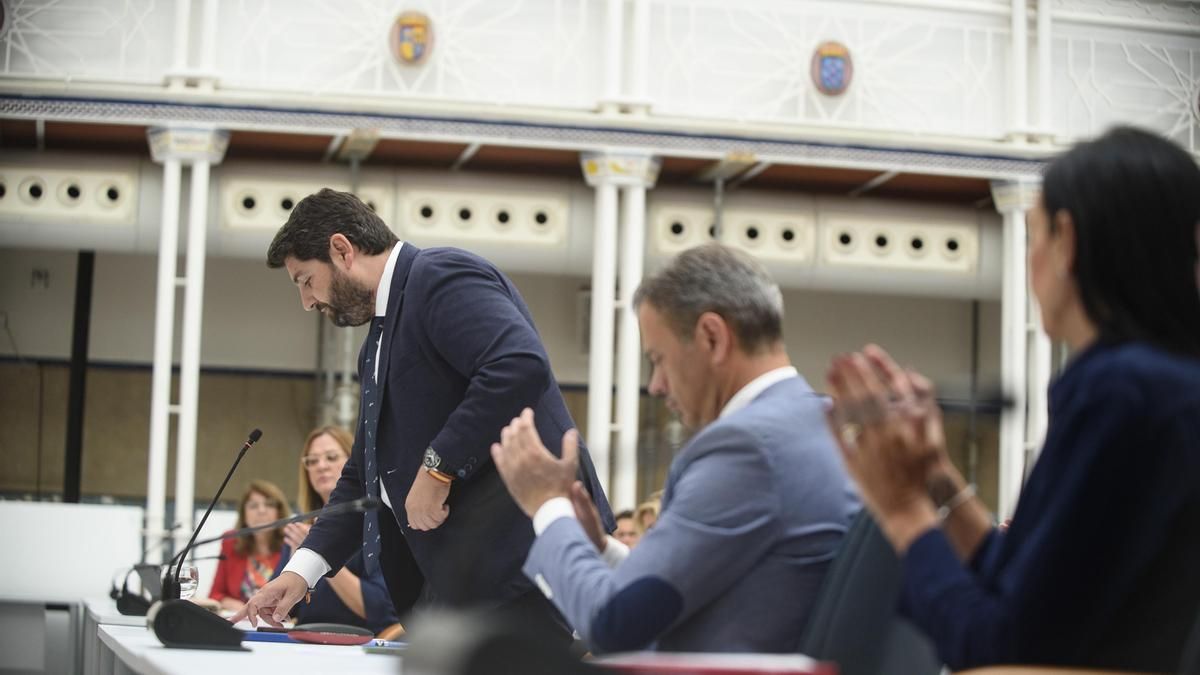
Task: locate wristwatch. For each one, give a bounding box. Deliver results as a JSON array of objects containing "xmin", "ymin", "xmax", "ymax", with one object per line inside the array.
[{"xmin": 423, "ymin": 447, "xmax": 453, "ymax": 484}]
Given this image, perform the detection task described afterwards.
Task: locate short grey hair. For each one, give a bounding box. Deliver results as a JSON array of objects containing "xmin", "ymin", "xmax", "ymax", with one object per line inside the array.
[{"xmin": 632, "ymin": 243, "xmax": 784, "ymax": 353}]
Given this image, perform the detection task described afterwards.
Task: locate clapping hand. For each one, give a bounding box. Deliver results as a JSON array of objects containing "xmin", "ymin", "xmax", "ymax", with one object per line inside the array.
[{"xmin": 826, "ymin": 345, "xmax": 945, "ymax": 551}]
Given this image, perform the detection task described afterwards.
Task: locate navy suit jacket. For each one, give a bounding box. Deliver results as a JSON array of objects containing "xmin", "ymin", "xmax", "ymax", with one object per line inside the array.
[
  {"xmin": 303, "ymin": 244, "xmax": 614, "ymax": 608},
  {"xmin": 900, "ymin": 340, "xmax": 1200, "ymax": 671}
]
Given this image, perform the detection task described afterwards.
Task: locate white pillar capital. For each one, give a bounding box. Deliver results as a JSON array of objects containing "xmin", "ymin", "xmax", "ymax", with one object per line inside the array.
[
  {"xmin": 148, "ymin": 126, "xmax": 230, "ymax": 165},
  {"xmin": 990, "ymin": 178, "xmax": 1041, "ymax": 214},
  {"xmin": 581, "ymin": 152, "xmax": 661, "ymax": 189}
]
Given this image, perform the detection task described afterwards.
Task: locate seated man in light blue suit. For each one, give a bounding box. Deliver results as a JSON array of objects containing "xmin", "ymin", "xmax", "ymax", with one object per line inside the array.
[{"xmin": 491, "ymin": 243, "xmax": 860, "ymax": 654}]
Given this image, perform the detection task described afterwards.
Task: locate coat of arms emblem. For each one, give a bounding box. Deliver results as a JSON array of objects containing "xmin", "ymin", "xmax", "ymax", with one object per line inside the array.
[
  {"xmin": 390, "ymin": 11, "xmax": 433, "ymax": 66},
  {"xmin": 811, "ymin": 41, "xmax": 853, "ymax": 96}
]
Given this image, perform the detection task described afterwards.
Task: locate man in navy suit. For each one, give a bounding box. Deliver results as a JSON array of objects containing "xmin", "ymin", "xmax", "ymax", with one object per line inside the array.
[
  {"xmin": 492, "ymin": 243, "xmax": 860, "ymax": 653},
  {"xmin": 235, "ymin": 189, "xmax": 613, "ymax": 637}
]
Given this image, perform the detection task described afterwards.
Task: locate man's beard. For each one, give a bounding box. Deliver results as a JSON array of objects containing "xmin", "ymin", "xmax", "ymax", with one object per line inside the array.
[{"xmin": 324, "ymin": 268, "xmax": 375, "ymax": 327}]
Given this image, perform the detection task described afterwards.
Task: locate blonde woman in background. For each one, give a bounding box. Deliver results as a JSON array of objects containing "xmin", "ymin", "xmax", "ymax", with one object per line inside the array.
[
  {"xmin": 633, "ymin": 491, "xmax": 662, "ymax": 536},
  {"xmin": 272, "ymin": 426, "xmax": 398, "ymax": 632}
]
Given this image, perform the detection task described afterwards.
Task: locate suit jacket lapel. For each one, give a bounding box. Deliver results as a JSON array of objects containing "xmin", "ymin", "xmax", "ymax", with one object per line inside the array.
[{"xmin": 374, "ymin": 243, "xmax": 419, "ymax": 405}]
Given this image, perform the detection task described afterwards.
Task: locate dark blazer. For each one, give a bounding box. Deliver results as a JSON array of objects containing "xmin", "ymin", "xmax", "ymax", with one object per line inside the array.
[
  {"xmin": 304, "ymin": 244, "xmax": 614, "ymax": 608},
  {"xmin": 900, "ymin": 340, "xmax": 1200, "ymax": 672}
]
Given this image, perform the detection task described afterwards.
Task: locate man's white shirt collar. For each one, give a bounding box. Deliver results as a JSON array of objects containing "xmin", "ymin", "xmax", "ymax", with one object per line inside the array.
[
  {"xmin": 719, "ymin": 366, "xmax": 799, "ymax": 419},
  {"xmin": 375, "ymin": 242, "xmax": 404, "ymax": 317}
]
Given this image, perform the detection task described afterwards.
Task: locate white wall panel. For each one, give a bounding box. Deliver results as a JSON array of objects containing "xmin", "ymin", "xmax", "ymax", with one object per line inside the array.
[
  {"xmin": 214, "ymin": 0, "xmax": 604, "ymax": 109},
  {"xmin": 1052, "ymin": 22, "xmax": 1200, "ymax": 152},
  {"xmin": 0, "ymin": 0, "xmax": 174, "ymax": 83},
  {"xmin": 646, "ymin": 0, "xmax": 1009, "ymax": 139},
  {"xmin": 1, "ymin": 0, "xmax": 1195, "ymax": 149}
]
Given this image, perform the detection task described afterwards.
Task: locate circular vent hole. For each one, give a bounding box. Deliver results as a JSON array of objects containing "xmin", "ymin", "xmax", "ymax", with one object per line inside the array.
[
  {"xmin": 946, "ymin": 238, "xmax": 960, "ymax": 252},
  {"xmin": 242, "ymin": 196, "xmax": 256, "ymax": 210},
  {"xmin": 875, "ymin": 234, "xmax": 889, "ymax": 248},
  {"xmin": 0, "ymin": 183, "xmax": 6, "ymax": 199},
  {"xmin": 419, "ymin": 205, "xmax": 434, "ymax": 219},
  {"xmin": 367, "ymin": 202, "xmax": 377, "ymax": 212},
  {"xmin": 709, "ymin": 225, "xmax": 717, "ymax": 239},
  {"xmin": 281, "ymin": 197, "xmax": 294, "ymax": 210},
  {"xmin": 534, "ymin": 211, "xmax": 549, "ymax": 226},
  {"xmin": 106, "ymin": 187, "xmax": 120, "ymax": 202},
  {"xmin": 838, "ymin": 232, "xmax": 853, "ymax": 246},
  {"xmin": 66, "ymin": 185, "xmax": 81, "ymax": 200},
  {"xmin": 497, "ymin": 210, "xmax": 510, "ymax": 224},
  {"xmin": 911, "ymin": 237, "xmax": 924, "ymax": 251},
  {"xmin": 458, "ymin": 207, "xmax": 472, "ymax": 221},
  {"xmin": 29, "ymin": 183, "xmax": 43, "ymax": 200},
  {"xmin": 669, "ymin": 221, "xmax": 684, "ymax": 236},
  {"xmin": 781, "ymin": 228, "xmax": 795, "ymax": 242},
  {"xmin": 746, "ymin": 226, "xmax": 759, "ymax": 240}
]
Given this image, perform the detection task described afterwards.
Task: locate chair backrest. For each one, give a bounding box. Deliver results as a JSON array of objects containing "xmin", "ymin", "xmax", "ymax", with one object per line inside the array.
[
  {"xmin": 798, "ymin": 510, "xmax": 942, "ymax": 675},
  {"xmin": 1180, "ymin": 606, "xmax": 1200, "ymax": 674}
]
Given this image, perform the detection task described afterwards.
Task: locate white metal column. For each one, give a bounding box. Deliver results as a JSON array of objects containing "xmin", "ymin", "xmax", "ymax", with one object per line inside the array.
[
  {"xmin": 626, "ymin": 0, "xmax": 652, "ymax": 117},
  {"xmin": 146, "ymin": 127, "xmax": 230, "ymax": 557},
  {"xmin": 582, "ymin": 153, "xmax": 661, "ymax": 503},
  {"xmin": 1035, "ymin": 0, "xmax": 1052, "ymax": 138},
  {"xmin": 587, "ymin": 182, "xmax": 617, "ymax": 492},
  {"xmin": 614, "ymin": 184, "xmax": 646, "ymax": 510},
  {"xmin": 1027, "ymin": 302, "xmax": 1052, "ymax": 469},
  {"xmin": 145, "ymin": 158, "xmax": 181, "ymax": 563},
  {"xmin": 600, "ymin": 0, "xmax": 624, "ymax": 115},
  {"xmin": 991, "ymin": 179, "xmax": 1039, "ymax": 517},
  {"xmin": 170, "ymin": 0, "xmax": 192, "ymax": 76},
  {"xmin": 173, "ymin": 160, "xmax": 211, "ymax": 550},
  {"xmin": 1009, "ymin": 0, "xmax": 1029, "ymax": 139}
]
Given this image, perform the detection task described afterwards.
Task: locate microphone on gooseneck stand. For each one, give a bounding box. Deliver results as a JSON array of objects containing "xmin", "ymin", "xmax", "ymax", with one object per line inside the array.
[
  {"xmin": 147, "ymin": 497, "xmax": 384, "ymax": 649},
  {"xmin": 149, "ymin": 428, "xmax": 262, "ymax": 651},
  {"xmin": 180, "ymin": 496, "xmax": 383, "ymax": 552}
]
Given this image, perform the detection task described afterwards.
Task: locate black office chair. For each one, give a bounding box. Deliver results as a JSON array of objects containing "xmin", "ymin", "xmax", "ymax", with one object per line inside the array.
[
  {"xmin": 1180, "ymin": 607, "xmax": 1200, "ymax": 674},
  {"xmin": 798, "ymin": 510, "xmax": 942, "ymax": 675},
  {"xmin": 404, "ymin": 608, "xmax": 597, "ymax": 675}
]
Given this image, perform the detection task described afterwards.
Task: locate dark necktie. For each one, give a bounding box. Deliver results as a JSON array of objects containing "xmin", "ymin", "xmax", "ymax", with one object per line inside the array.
[{"xmin": 361, "ymin": 316, "xmax": 386, "ymax": 574}]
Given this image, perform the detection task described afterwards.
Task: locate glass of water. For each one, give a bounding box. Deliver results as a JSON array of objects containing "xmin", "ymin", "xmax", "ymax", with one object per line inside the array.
[{"xmin": 162, "ymin": 563, "xmax": 200, "ymax": 600}]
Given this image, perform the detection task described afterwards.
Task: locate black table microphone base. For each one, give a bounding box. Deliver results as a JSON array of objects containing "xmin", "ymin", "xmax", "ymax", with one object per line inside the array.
[{"xmin": 148, "ymin": 600, "xmax": 246, "ymax": 651}]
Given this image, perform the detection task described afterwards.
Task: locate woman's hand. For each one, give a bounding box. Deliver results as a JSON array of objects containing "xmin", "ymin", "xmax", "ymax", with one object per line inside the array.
[
  {"xmin": 282, "ymin": 522, "xmax": 311, "ymax": 551},
  {"xmin": 219, "ymin": 596, "xmax": 246, "ymax": 613},
  {"xmin": 826, "ymin": 345, "xmax": 945, "ymax": 551}
]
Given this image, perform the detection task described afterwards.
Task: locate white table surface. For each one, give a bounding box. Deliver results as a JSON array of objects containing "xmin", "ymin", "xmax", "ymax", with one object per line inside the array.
[
  {"xmin": 96, "ymin": 624, "xmax": 404, "ymax": 675},
  {"xmin": 86, "ymin": 597, "xmax": 150, "ymax": 627}
]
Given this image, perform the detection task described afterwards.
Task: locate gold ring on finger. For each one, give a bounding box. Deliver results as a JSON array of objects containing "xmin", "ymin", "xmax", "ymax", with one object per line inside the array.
[{"xmin": 840, "ymin": 422, "xmax": 862, "ymax": 447}]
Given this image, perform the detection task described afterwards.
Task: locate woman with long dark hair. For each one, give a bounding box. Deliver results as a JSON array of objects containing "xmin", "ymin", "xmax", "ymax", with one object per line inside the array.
[
  {"xmin": 208, "ymin": 480, "xmax": 291, "ymax": 612},
  {"xmin": 826, "ymin": 126, "xmax": 1200, "ymax": 671}
]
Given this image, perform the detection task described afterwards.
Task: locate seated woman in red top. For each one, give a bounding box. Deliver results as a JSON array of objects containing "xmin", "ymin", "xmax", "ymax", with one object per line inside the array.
[{"xmin": 208, "ymin": 480, "xmax": 292, "ymax": 612}]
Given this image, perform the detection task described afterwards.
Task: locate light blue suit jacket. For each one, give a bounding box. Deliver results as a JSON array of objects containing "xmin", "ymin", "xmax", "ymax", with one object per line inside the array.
[{"xmin": 523, "ymin": 375, "xmax": 860, "ymax": 653}]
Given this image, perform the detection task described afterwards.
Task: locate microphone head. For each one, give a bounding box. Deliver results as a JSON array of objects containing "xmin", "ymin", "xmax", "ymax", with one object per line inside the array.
[{"xmin": 247, "ymin": 429, "xmax": 263, "ymax": 444}]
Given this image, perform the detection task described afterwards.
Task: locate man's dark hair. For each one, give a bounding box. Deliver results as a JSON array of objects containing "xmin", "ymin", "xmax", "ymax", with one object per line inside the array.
[
  {"xmin": 632, "ymin": 243, "xmax": 784, "ymax": 353},
  {"xmin": 614, "ymin": 510, "xmax": 635, "ymax": 521},
  {"xmin": 1042, "ymin": 126, "xmax": 1200, "ymax": 357},
  {"xmin": 266, "ymin": 188, "xmax": 398, "ymax": 268}
]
